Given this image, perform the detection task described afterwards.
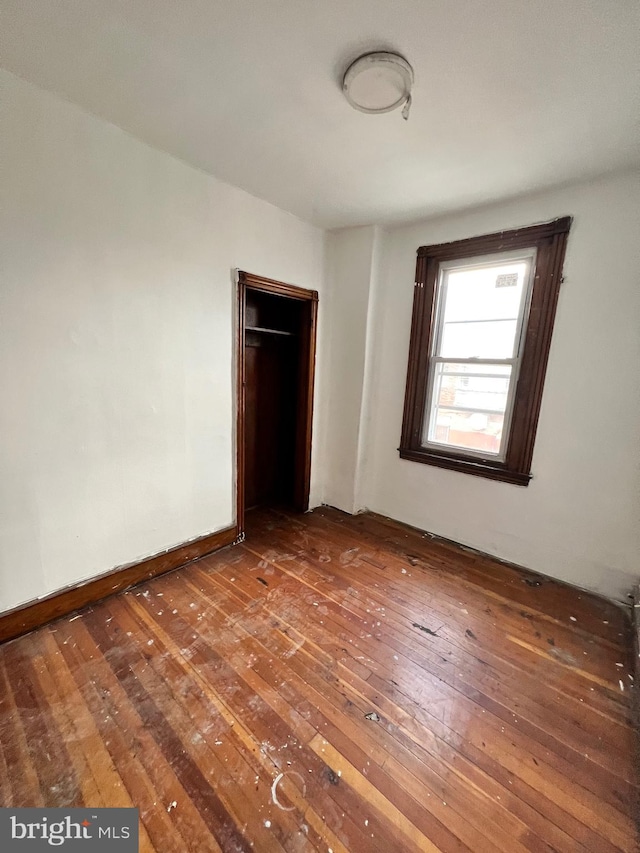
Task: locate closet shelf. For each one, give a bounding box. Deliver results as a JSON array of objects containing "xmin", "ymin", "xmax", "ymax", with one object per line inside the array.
[{"xmin": 245, "ymin": 326, "xmax": 296, "ymax": 336}]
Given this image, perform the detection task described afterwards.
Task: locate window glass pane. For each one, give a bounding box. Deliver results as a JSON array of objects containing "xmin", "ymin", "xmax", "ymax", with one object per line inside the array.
[
  {"xmin": 440, "ymin": 319, "xmax": 517, "ymax": 358},
  {"xmin": 424, "ymin": 362, "xmax": 512, "ymax": 456},
  {"xmin": 437, "ymin": 261, "xmax": 528, "ymax": 359}
]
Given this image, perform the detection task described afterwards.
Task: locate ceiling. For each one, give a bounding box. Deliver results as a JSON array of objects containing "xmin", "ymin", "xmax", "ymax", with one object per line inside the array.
[{"xmin": 2, "ymin": 1, "xmax": 639, "ymax": 228}]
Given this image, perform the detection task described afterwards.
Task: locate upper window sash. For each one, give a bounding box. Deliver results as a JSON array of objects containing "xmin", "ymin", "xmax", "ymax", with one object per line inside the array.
[{"xmin": 431, "ymin": 249, "xmax": 536, "ymax": 361}]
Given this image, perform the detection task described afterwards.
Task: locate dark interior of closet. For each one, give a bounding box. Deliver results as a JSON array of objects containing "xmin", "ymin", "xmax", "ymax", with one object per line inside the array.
[{"xmin": 243, "ymin": 288, "xmax": 303, "ymax": 511}]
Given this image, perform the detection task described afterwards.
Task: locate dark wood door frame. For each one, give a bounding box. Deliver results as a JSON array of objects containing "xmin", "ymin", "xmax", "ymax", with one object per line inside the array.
[{"xmin": 236, "ymin": 270, "xmax": 318, "ymax": 537}]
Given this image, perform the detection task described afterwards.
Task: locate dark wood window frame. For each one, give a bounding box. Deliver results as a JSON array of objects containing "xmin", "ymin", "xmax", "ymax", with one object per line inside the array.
[{"xmin": 400, "ymin": 217, "xmax": 572, "ymax": 486}]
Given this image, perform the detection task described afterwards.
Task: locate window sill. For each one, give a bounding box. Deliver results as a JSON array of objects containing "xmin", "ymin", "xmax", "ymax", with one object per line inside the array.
[{"xmin": 398, "ymin": 447, "xmax": 532, "ymax": 486}]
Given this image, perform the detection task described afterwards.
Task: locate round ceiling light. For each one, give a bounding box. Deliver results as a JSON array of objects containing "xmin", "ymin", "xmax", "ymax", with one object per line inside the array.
[{"xmin": 342, "ymin": 51, "xmax": 414, "ymax": 119}]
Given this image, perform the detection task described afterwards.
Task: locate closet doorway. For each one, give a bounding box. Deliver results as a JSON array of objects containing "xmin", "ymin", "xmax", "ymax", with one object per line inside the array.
[{"xmin": 236, "ymin": 271, "xmax": 318, "ymax": 536}]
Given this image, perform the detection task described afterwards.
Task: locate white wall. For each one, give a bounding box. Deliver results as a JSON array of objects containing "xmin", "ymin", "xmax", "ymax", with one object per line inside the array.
[
  {"xmin": 322, "ymin": 226, "xmax": 379, "ymax": 513},
  {"xmin": 0, "ymin": 70, "xmax": 326, "ymax": 613},
  {"xmin": 355, "ymin": 171, "xmax": 640, "ymax": 601}
]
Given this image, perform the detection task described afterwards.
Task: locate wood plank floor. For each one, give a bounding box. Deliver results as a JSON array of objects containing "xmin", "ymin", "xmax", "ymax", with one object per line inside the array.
[{"xmin": 0, "ymin": 506, "xmax": 636, "ymax": 852}]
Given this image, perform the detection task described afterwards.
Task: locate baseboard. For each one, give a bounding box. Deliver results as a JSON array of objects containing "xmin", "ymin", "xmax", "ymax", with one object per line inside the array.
[
  {"xmin": 632, "ymin": 584, "xmax": 640, "ymax": 831},
  {"xmin": 633, "ymin": 585, "xmax": 640, "ymax": 675},
  {"xmin": 353, "ymin": 509, "xmax": 630, "ymax": 610},
  {"xmin": 0, "ymin": 524, "xmax": 237, "ymax": 645}
]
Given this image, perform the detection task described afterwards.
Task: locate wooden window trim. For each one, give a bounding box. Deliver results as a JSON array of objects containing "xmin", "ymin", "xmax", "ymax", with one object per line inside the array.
[{"xmin": 399, "ymin": 217, "xmax": 572, "ymax": 485}]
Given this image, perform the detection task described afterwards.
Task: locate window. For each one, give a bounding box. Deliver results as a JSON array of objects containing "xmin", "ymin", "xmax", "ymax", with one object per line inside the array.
[{"xmin": 400, "ymin": 218, "xmax": 571, "ymax": 485}]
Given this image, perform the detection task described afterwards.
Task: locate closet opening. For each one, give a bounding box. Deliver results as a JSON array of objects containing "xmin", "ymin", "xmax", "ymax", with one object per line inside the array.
[{"xmin": 236, "ymin": 271, "xmax": 318, "ymax": 537}]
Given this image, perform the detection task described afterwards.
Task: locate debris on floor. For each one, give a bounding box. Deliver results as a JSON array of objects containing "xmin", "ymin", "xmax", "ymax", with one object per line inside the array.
[
  {"xmin": 325, "ymin": 767, "xmax": 340, "ymax": 785},
  {"xmin": 364, "ymin": 711, "xmax": 381, "ymax": 722},
  {"xmin": 549, "ymin": 647, "xmax": 577, "ymax": 665},
  {"xmin": 271, "ymin": 771, "xmax": 300, "ymax": 811},
  {"xmin": 412, "ymin": 622, "xmax": 440, "ymax": 636}
]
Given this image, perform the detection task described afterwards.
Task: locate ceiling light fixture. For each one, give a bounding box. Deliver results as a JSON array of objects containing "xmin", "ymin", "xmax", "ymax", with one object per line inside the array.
[{"xmin": 342, "ymin": 51, "xmax": 414, "ymax": 120}]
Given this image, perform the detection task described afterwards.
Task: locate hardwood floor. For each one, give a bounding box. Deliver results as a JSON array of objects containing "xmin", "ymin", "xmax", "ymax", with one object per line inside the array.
[{"xmin": 0, "ymin": 506, "xmax": 636, "ymax": 852}]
